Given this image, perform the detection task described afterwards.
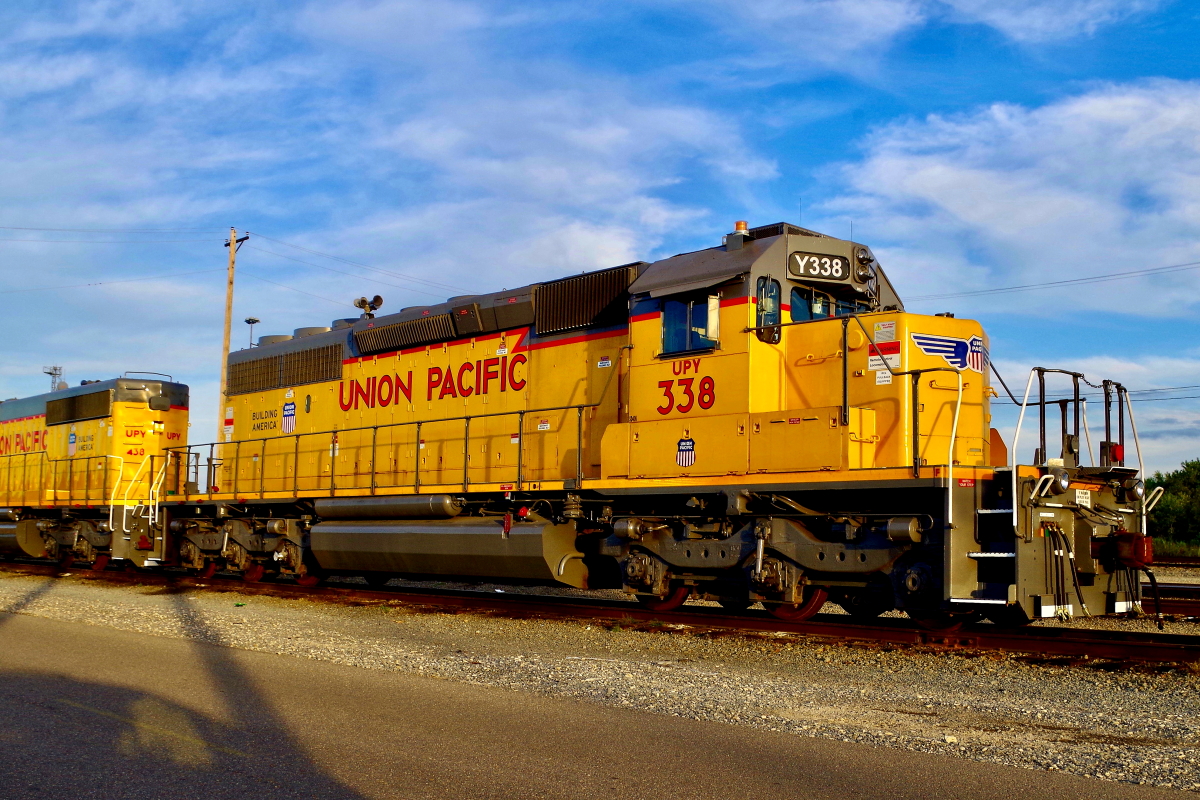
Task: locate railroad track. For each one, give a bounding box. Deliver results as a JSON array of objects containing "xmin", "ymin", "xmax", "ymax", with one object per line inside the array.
[
  {"xmin": 3, "ymin": 560, "xmax": 1200, "ymax": 665},
  {"xmin": 1153, "ymin": 582, "xmax": 1200, "ymax": 617},
  {"xmin": 1155, "ymin": 555, "xmax": 1200, "ymax": 567}
]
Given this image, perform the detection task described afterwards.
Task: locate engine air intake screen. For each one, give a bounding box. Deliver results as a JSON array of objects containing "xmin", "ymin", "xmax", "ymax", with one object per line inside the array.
[
  {"xmin": 228, "ymin": 344, "xmax": 343, "ymax": 396},
  {"xmin": 47, "ymin": 390, "xmax": 112, "ymax": 426},
  {"xmin": 534, "ymin": 264, "xmax": 640, "ymax": 335},
  {"xmin": 354, "ymin": 314, "xmax": 456, "ymax": 356}
]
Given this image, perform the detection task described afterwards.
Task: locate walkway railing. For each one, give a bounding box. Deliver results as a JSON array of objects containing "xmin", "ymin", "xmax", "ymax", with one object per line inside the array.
[{"xmin": 168, "ymin": 403, "xmax": 600, "ymax": 499}]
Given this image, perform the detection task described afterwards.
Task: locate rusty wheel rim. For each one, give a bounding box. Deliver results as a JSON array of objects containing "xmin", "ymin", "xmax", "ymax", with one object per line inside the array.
[{"xmin": 768, "ymin": 587, "xmax": 829, "ymax": 621}]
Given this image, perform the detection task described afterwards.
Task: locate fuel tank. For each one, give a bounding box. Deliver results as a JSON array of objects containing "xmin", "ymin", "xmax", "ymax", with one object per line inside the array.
[
  {"xmin": 313, "ymin": 495, "xmax": 464, "ymax": 520},
  {"xmin": 310, "ymin": 517, "xmax": 588, "ymax": 586},
  {"xmin": 0, "ymin": 520, "xmax": 46, "ymax": 558}
]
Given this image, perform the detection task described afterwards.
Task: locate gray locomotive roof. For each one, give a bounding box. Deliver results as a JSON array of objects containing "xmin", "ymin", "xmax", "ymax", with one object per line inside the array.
[
  {"xmin": 228, "ymin": 325, "xmax": 349, "ymax": 365},
  {"xmin": 630, "ymin": 235, "xmax": 779, "ymax": 298},
  {"xmin": 0, "ymin": 378, "xmax": 189, "ymax": 423}
]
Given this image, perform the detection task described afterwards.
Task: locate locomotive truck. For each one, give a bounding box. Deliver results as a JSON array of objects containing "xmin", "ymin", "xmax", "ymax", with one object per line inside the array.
[{"xmin": 0, "ymin": 221, "xmax": 1160, "ymax": 629}]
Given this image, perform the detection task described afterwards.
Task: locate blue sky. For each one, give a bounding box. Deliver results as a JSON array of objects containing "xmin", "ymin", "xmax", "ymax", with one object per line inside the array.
[{"xmin": 1, "ymin": 0, "xmax": 1199, "ymax": 472}]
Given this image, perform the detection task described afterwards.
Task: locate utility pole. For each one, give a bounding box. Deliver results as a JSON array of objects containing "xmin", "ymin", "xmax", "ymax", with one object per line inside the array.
[{"xmin": 218, "ymin": 228, "xmax": 249, "ymax": 443}]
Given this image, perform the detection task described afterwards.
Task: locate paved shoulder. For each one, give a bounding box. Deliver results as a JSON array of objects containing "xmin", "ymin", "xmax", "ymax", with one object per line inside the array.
[{"xmin": 0, "ymin": 612, "xmax": 1184, "ymax": 800}]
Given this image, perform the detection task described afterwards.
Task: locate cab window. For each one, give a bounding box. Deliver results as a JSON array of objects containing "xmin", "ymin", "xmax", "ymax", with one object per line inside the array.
[
  {"xmin": 662, "ymin": 294, "xmax": 718, "ymax": 354},
  {"xmin": 756, "ymin": 277, "xmax": 782, "ymax": 343},
  {"xmin": 790, "ymin": 286, "xmax": 868, "ymax": 322}
]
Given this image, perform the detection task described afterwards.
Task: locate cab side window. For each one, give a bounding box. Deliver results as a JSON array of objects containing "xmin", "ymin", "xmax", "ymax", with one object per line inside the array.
[
  {"xmin": 790, "ymin": 285, "xmax": 868, "ymax": 322},
  {"xmin": 662, "ymin": 294, "xmax": 719, "ymax": 354},
  {"xmin": 756, "ymin": 276, "xmax": 782, "ymax": 344}
]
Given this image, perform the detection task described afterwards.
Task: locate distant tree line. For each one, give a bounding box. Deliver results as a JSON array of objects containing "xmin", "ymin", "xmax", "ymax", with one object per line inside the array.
[{"xmin": 1147, "ymin": 460, "xmax": 1200, "ymax": 543}]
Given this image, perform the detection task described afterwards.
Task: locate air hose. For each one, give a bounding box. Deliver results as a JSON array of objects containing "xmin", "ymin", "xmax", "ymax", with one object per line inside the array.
[{"xmin": 1141, "ymin": 566, "xmax": 1164, "ymax": 631}]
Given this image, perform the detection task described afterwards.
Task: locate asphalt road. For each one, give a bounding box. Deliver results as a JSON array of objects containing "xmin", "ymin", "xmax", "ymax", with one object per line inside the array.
[{"xmin": 0, "ymin": 610, "xmax": 1187, "ymax": 800}]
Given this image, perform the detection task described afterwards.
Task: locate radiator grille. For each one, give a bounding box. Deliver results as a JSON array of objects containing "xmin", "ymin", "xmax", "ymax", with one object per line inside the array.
[
  {"xmin": 282, "ymin": 344, "xmax": 343, "ymax": 387},
  {"xmin": 228, "ymin": 344, "xmax": 343, "ymax": 396},
  {"xmin": 533, "ymin": 264, "xmax": 638, "ymax": 335},
  {"xmin": 354, "ymin": 314, "xmax": 456, "ymax": 355},
  {"xmin": 46, "ymin": 390, "xmax": 112, "ymax": 425}
]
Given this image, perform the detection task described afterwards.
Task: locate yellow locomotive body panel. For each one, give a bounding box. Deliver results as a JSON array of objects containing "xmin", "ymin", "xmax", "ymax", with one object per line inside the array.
[
  {"xmin": 218, "ymin": 325, "xmax": 630, "ymax": 498},
  {"xmin": 208, "ymin": 243, "xmax": 995, "ymax": 501},
  {"xmin": 184, "ymin": 220, "xmax": 1059, "ymax": 618}
]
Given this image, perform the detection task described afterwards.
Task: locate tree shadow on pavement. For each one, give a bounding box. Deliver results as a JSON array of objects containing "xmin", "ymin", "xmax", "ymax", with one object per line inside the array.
[
  {"xmin": 0, "ymin": 669, "xmax": 368, "ymax": 800},
  {"xmin": 0, "ymin": 584, "xmax": 369, "ymax": 800}
]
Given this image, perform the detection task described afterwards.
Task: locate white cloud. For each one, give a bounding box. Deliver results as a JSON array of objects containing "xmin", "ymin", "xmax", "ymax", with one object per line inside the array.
[
  {"xmin": 667, "ymin": 0, "xmax": 1158, "ymax": 73},
  {"xmin": 7, "ymin": 0, "xmax": 185, "ymax": 43},
  {"xmin": 829, "ymin": 80, "xmax": 1200, "ymax": 316},
  {"xmin": 936, "ymin": 0, "xmax": 1161, "ymax": 42}
]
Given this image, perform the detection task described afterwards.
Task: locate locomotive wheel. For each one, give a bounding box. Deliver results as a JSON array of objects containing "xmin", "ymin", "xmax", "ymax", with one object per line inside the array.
[
  {"xmin": 58, "ymin": 553, "xmax": 75, "ymax": 569},
  {"xmin": 242, "ymin": 564, "xmax": 266, "ymax": 583},
  {"xmin": 363, "ymin": 573, "xmax": 392, "ymax": 589},
  {"xmin": 768, "ymin": 586, "xmax": 829, "ymax": 622},
  {"xmin": 90, "ymin": 554, "xmax": 111, "ymax": 572},
  {"xmin": 295, "ymin": 574, "xmax": 323, "ymax": 587},
  {"xmin": 197, "ymin": 561, "xmax": 219, "ymax": 579},
  {"xmin": 636, "ymin": 585, "xmax": 691, "ymax": 612}
]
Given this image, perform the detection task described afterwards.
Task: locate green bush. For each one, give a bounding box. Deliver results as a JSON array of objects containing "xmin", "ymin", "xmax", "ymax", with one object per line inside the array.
[{"xmin": 1147, "ymin": 459, "xmax": 1200, "ymax": 544}]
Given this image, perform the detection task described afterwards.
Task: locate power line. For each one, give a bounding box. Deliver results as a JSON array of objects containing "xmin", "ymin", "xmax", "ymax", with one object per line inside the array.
[
  {"xmin": 996, "ymin": 394, "xmax": 1200, "ymax": 405},
  {"xmin": 0, "ymin": 225, "xmax": 219, "ymax": 233},
  {"xmin": 244, "ymin": 244, "xmax": 450, "ymax": 300},
  {"xmin": 243, "ymin": 272, "xmax": 356, "ymax": 308},
  {"xmin": 1022, "ymin": 384, "xmax": 1200, "ymax": 401},
  {"xmin": 908, "ymin": 259, "xmax": 1200, "ymax": 301},
  {"xmin": 0, "ymin": 238, "xmax": 218, "ymax": 243},
  {"xmin": 0, "ymin": 268, "xmax": 224, "ymax": 294},
  {"xmin": 248, "ymin": 231, "xmax": 469, "ymax": 294}
]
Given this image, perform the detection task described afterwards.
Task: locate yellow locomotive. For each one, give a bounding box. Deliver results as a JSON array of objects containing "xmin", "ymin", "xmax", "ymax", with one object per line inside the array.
[
  {"xmin": 0, "ymin": 222, "xmax": 1159, "ymax": 628},
  {"xmin": 0, "ymin": 376, "xmax": 188, "ymax": 569}
]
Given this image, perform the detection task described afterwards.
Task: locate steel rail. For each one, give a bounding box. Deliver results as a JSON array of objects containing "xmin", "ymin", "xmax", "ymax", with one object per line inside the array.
[{"xmin": 2, "ymin": 561, "xmax": 1199, "ymax": 664}]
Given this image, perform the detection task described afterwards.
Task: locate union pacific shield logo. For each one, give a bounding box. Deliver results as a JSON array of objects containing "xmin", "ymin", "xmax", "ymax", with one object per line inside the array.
[
  {"xmin": 911, "ymin": 333, "xmax": 988, "ymax": 373},
  {"xmin": 282, "ymin": 402, "xmax": 296, "ymax": 434},
  {"xmin": 676, "ymin": 437, "xmax": 696, "ymax": 468}
]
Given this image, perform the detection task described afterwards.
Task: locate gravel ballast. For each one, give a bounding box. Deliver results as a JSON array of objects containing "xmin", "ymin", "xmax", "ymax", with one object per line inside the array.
[{"xmin": 1, "ymin": 566, "xmax": 1198, "ymax": 793}]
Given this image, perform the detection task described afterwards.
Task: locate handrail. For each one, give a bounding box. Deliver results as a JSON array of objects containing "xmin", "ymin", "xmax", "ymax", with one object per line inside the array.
[
  {"xmin": 171, "ymin": 402, "xmax": 602, "ymax": 455},
  {"xmin": 148, "ymin": 454, "xmax": 171, "ymax": 525},
  {"xmin": 104, "ymin": 455, "xmax": 125, "ymax": 531},
  {"xmin": 119, "ymin": 455, "xmax": 151, "ymax": 534},
  {"xmin": 0, "ymin": 451, "xmax": 127, "ymax": 507},
  {"xmin": 169, "ymin": 402, "xmax": 603, "ymax": 497}
]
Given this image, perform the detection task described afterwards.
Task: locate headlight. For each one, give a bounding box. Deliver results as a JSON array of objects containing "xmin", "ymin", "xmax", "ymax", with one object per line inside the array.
[
  {"xmin": 1050, "ymin": 467, "xmax": 1071, "ymax": 494},
  {"xmin": 855, "ymin": 246, "xmax": 872, "ymax": 264},
  {"xmin": 1123, "ymin": 479, "xmax": 1145, "ymax": 500}
]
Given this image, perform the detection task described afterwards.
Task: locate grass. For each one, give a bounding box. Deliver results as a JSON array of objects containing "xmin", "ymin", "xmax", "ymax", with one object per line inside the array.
[{"xmin": 1153, "ymin": 539, "xmax": 1200, "ymax": 558}]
